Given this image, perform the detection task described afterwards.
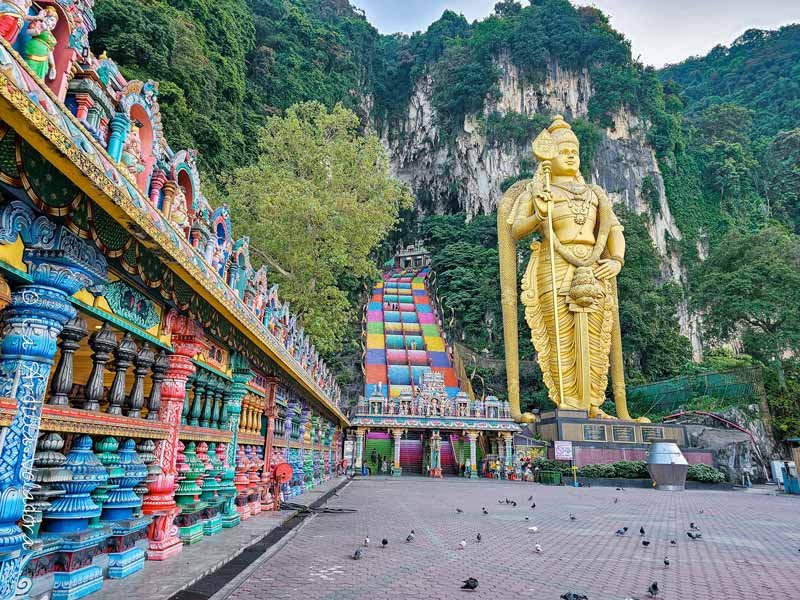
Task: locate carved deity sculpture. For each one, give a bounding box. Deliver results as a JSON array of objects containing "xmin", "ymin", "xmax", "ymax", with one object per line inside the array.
[
  {"xmin": 169, "ymin": 186, "xmax": 191, "ymax": 236},
  {"xmin": 0, "ymin": 0, "xmax": 31, "ymax": 44},
  {"xmin": 23, "ymin": 7, "xmax": 57, "ymax": 81},
  {"xmin": 498, "ymin": 115, "xmax": 646, "ymax": 423},
  {"xmin": 120, "ymin": 125, "xmax": 144, "ymax": 175}
]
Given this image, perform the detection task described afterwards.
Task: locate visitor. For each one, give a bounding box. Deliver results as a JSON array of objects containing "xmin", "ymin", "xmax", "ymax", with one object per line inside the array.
[{"xmin": 381, "ymin": 458, "xmax": 388, "ymax": 475}]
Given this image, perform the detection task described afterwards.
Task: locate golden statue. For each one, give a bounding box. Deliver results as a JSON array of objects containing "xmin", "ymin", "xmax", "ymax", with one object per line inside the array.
[{"xmin": 498, "ymin": 115, "xmax": 647, "ymax": 423}]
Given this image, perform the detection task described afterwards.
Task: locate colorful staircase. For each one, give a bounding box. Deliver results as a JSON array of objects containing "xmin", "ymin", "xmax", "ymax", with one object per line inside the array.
[
  {"xmin": 364, "ymin": 432, "xmax": 392, "ymax": 474},
  {"xmin": 440, "ymin": 440, "xmax": 458, "ymax": 475},
  {"xmin": 399, "ymin": 438, "xmax": 423, "ymax": 474},
  {"xmin": 365, "ymin": 268, "xmax": 461, "ymax": 399}
]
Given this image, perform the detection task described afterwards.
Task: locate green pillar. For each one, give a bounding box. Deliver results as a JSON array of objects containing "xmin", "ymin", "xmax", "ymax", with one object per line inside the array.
[{"xmin": 221, "ymin": 354, "xmax": 251, "ymax": 528}]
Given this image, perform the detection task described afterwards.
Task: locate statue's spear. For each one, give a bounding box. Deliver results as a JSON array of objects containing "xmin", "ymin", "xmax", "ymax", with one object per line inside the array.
[{"xmin": 532, "ymin": 129, "xmax": 565, "ymax": 407}]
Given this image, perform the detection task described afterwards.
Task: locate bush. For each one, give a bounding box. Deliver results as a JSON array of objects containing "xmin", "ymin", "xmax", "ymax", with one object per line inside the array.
[
  {"xmin": 687, "ymin": 464, "xmax": 727, "ymax": 483},
  {"xmin": 612, "ymin": 460, "xmax": 649, "ymax": 479},
  {"xmin": 531, "ymin": 457, "xmax": 572, "ymax": 473},
  {"xmin": 577, "ymin": 463, "xmax": 616, "ymax": 478}
]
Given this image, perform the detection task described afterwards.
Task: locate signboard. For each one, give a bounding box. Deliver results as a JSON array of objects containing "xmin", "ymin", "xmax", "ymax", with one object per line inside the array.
[
  {"xmin": 612, "ymin": 426, "xmax": 636, "ymax": 443},
  {"xmin": 583, "ymin": 424, "xmax": 607, "ymax": 442},
  {"xmin": 642, "ymin": 427, "xmax": 665, "ymax": 442},
  {"xmin": 554, "ymin": 440, "xmax": 573, "ymax": 461}
]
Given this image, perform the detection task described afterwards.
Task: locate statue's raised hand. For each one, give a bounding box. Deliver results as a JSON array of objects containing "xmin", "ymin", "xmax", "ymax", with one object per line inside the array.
[{"xmin": 533, "ymin": 190, "xmax": 552, "ymax": 218}]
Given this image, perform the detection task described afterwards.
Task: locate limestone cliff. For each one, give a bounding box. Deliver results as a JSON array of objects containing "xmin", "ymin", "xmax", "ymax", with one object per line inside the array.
[{"xmin": 373, "ymin": 57, "xmax": 703, "ymax": 355}]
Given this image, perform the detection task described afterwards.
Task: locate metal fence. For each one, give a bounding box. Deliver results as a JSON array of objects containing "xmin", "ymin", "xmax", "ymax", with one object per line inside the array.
[{"xmin": 626, "ymin": 367, "xmax": 765, "ymax": 416}]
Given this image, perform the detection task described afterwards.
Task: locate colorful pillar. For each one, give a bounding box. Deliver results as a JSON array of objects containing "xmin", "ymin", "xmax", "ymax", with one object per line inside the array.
[
  {"xmin": 429, "ymin": 430, "xmax": 442, "ymax": 479},
  {"xmin": 354, "ymin": 428, "xmax": 365, "ymax": 471},
  {"xmin": 107, "ymin": 112, "xmax": 131, "ymax": 163},
  {"xmin": 466, "ymin": 431, "xmax": 479, "ymax": 479},
  {"xmin": 148, "ymin": 169, "xmax": 167, "ymax": 207},
  {"xmin": 391, "ymin": 428, "xmax": 403, "ymax": 477},
  {"xmin": 221, "ymin": 354, "xmax": 251, "ymax": 527},
  {"xmin": 261, "ymin": 376, "xmax": 279, "ymax": 509},
  {"xmin": 502, "ymin": 432, "xmax": 513, "ymax": 472},
  {"xmin": 142, "ymin": 310, "xmax": 207, "ymax": 560},
  {"xmin": 0, "ymin": 202, "xmax": 107, "ymax": 599}
]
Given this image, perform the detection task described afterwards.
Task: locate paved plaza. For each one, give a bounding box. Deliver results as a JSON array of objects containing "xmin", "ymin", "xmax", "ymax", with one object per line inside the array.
[{"xmin": 224, "ymin": 477, "xmax": 800, "ymax": 600}]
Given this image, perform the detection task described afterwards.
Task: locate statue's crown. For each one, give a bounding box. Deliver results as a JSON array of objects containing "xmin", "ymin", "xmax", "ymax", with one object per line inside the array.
[{"xmin": 548, "ymin": 114, "xmax": 579, "ymax": 145}]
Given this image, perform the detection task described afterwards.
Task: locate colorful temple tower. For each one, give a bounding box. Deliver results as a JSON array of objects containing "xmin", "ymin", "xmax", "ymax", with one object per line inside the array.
[
  {"xmin": 0, "ymin": 4, "xmax": 347, "ymax": 598},
  {"xmin": 354, "ymin": 242, "xmax": 519, "ymax": 480}
]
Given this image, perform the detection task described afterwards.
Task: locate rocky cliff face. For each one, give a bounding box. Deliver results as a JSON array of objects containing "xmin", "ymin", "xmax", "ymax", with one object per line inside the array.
[{"xmin": 374, "ymin": 57, "xmax": 703, "ymax": 355}]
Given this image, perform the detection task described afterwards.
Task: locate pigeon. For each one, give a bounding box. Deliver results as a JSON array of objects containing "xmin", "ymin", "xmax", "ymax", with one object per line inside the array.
[
  {"xmin": 505, "ymin": 498, "xmax": 511, "ymax": 504},
  {"xmin": 670, "ymin": 540, "xmax": 677, "ymax": 546},
  {"xmin": 381, "ymin": 538, "xmax": 388, "ymax": 548},
  {"xmin": 458, "ymin": 539, "xmax": 467, "ymax": 550},
  {"xmin": 363, "ymin": 537, "xmax": 370, "ymax": 547},
  {"xmin": 534, "ymin": 543, "xmax": 543, "ymax": 553},
  {"xmin": 614, "ymin": 498, "xmax": 619, "ymax": 504},
  {"xmin": 664, "ymin": 557, "xmax": 670, "ymax": 568},
  {"xmin": 569, "ymin": 514, "xmax": 577, "ymax": 521},
  {"xmin": 497, "ymin": 499, "xmax": 505, "ymax": 504},
  {"xmin": 615, "ymin": 527, "xmax": 628, "ymax": 536},
  {"xmin": 699, "ymin": 509, "xmax": 704, "ymax": 514},
  {"xmin": 511, "ymin": 501, "xmax": 517, "ymax": 507},
  {"xmin": 560, "ymin": 593, "xmax": 588, "ymax": 600},
  {"xmin": 648, "ymin": 581, "xmax": 659, "ymax": 597},
  {"xmin": 642, "ymin": 540, "xmax": 651, "ymax": 547},
  {"xmin": 640, "ymin": 526, "xmax": 646, "ymax": 536},
  {"xmin": 690, "ymin": 522, "xmax": 699, "ymax": 531},
  {"xmin": 525, "ymin": 516, "xmax": 530, "ymax": 521},
  {"xmin": 531, "ymin": 503, "xmax": 536, "ymax": 509},
  {"xmin": 461, "ymin": 577, "xmax": 479, "ymax": 591},
  {"xmin": 476, "ymin": 533, "xmax": 481, "ymax": 542},
  {"xmin": 406, "ymin": 532, "xmax": 415, "ymax": 543},
  {"xmin": 687, "ymin": 531, "xmax": 702, "ymax": 540},
  {"xmin": 528, "ymin": 526, "xmax": 539, "ymax": 533},
  {"xmin": 528, "ymin": 495, "xmax": 533, "ymax": 501},
  {"xmin": 353, "ymin": 547, "xmax": 363, "ymax": 560},
  {"xmin": 482, "ymin": 508, "xmax": 488, "ymax": 515},
  {"xmin": 456, "ymin": 508, "xmax": 463, "ymax": 514}
]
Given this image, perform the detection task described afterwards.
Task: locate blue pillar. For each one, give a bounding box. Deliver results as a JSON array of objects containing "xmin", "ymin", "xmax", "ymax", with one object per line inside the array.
[
  {"xmin": 107, "ymin": 113, "xmax": 131, "ymax": 163},
  {"xmin": 0, "ymin": 201, "xmax": 107, "ymax": 600}
]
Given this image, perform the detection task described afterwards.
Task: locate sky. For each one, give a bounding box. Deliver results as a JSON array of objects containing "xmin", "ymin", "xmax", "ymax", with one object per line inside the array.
[{"xmin": 351, "ymin": 0, "xmax": 800, "ymax": 67}]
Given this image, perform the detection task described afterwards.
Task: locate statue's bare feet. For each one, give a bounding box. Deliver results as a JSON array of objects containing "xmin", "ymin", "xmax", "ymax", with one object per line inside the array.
[
  {"xmin": 635, "ymin": 416, "xmax": 651, "ymax": 423},
  {"xmin": 589, "ymin": 407, "xmax": 617, "ymax": 420},
  {"xmin": 519, "ymin": 412, "xmax": 536, "ymax": 423}
]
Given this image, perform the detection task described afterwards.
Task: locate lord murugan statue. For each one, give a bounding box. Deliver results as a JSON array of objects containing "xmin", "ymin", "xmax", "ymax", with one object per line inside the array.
[{"xmin": 498, "ymin": 115, "xmax": 646, "ymax": 423}]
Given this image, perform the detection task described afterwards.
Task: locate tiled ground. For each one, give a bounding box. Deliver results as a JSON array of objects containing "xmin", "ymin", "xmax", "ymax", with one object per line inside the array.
[{"xmin": 227, "ymin": 476, "xmax": 800, "ymax": 600}]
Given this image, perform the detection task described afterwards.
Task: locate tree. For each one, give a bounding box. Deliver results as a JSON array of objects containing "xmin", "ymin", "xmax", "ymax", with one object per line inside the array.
[
  {"xmin": 615, "ymin": 209, "xmax": 692, "ymax": 382},
  {"xmin": 764, "ymin": 128, "xmax": 800, "ymax": 233},
  {"xmin": 693, "ymin": 225, "xmax": 800, "ymax": 387},
  {"xmin": 494, "ymin": 1, "xmax": 523, "ymax": 17},
  {"xmin": 225, "ymin": 102, "xmax": 413, "ymax": 354}
]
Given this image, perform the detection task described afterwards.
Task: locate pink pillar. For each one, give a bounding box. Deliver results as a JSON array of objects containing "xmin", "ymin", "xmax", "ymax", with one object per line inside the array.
[
  {"xmin": 142, "ymin": 311, "xmax": 207, "ymax": 560},
  {"xmin": 149, "ymin": 169, "xmax": 167, "ymax": 206}
]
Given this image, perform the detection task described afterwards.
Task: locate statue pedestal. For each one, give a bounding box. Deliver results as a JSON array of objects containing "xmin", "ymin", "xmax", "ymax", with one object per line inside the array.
[{"xmin": 535, "ymin": 409, "xmax": 695, "ymax": 466}]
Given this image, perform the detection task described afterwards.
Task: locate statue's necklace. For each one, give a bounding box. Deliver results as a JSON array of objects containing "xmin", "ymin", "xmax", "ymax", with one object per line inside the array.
[{"xmin": 552, "ymin": 182, "xmax": 592, "ymax": 226}]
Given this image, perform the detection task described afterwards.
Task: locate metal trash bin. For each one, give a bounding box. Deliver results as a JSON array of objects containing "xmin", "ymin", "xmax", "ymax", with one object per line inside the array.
[{"xmin": 646, "ymin": 442, "xmax": 688, "ymax": 491}]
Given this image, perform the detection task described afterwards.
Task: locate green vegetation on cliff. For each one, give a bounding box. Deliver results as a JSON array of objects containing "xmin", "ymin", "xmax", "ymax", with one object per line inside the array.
[{"xmin": 92, "ymin": 0, "xmax": 800, "ymax": 434}]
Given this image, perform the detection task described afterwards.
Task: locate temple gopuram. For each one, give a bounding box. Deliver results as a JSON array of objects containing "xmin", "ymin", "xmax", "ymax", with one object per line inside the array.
[
  {"xmin": 0, "ymin": 3, "xmax": 347, "ymax": 599},
  {"xmin": 354, "ymin": 243, "xmax": 519, "ymax": 479}
]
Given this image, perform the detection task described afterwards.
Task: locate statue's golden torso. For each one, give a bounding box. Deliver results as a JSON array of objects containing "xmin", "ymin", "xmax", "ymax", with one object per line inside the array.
[{"xmin": 545, "ymin": 182, "xmax": 599, "ymax": 246}]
